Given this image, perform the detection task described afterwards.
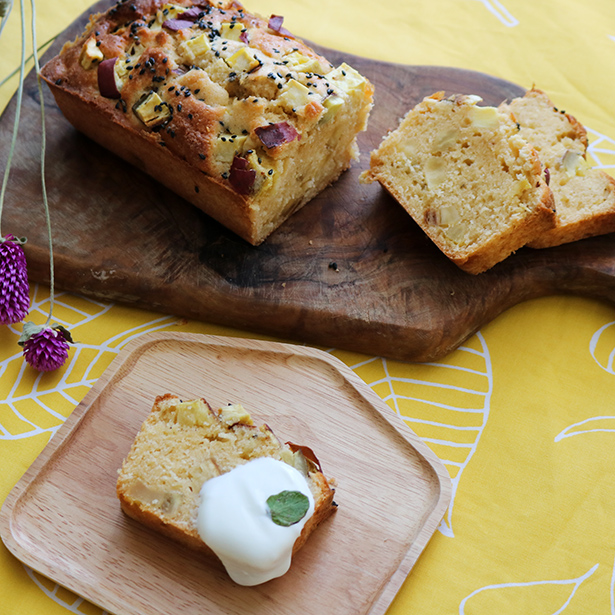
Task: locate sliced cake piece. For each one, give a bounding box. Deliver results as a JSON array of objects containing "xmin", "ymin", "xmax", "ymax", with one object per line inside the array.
[
  {"xmin": 361, "ymin": 92, "xmax": 555, "ymax": 274},
  {"xmin": 500, "ymin": 88, "xmax": 615, "ymax": 248},
  {"xmin": 117, "ymin": 394, "xmax": 336, "ymax": 585}
]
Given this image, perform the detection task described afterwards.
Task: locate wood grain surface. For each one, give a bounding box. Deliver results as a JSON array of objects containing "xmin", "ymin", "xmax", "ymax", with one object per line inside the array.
[
  {"xmin": 0, "ymin": 332, "xmax": 451, "ymax": 615},
  {"xmin": 1, "ymin": 0, "xmax": 614, "ymax": 362}
]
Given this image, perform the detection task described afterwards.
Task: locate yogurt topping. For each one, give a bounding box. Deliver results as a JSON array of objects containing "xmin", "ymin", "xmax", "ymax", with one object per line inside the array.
[{"xmin": 197, "ymin": 457, "xmax": 315, "ymax": 586}]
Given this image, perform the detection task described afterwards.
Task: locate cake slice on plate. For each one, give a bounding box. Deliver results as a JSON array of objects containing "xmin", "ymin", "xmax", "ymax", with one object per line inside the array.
[{"xmin": 117, "ymin": 394, "xmax": 336, "ymax": 586}]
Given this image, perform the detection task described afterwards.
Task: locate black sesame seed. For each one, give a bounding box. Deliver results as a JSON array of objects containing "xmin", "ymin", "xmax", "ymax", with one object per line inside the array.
[
  {"xmin": 55, "ymin": 78, "xmax": 62, "ymax": 85},
  {"xmin": 188, "ymin": 113, "xmax": 193, "ymax": 119},
  {"xmin": 195, "ymin": 185, "xmax": 200, "ymax": 193},
  {"xmin": 199, "ymin": 153, "xmax": 206, "ymax": 159},
  {"xmin": 267, "ymin": 169, "xmax": 273, "ymax": 175},
  {"xmin": 194, "ymin": 88, "xmax": 201, "ymax": 94},
  {"xmin": 221, "ymin": 172, "xmax": 229, "ymax": 179}
]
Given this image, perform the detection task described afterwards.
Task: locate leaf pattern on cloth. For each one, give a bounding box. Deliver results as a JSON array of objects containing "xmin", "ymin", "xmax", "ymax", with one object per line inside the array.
[{"xmin": 459, "ymin": 564, "xmax": 598, "ymax": 614}]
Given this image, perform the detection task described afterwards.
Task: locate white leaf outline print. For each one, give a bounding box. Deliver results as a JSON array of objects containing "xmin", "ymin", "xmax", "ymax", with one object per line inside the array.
[
  {"xmin": 459, "ymin": 564, "xmax": 598, "ymax": 615},
  {"xmin": 342, "ymin": 331, "xmax": 493, "ymax": 538},
  {"xmin": 0, "ymin": 285, "xmax": 180, "ymax": 441},
  {"xmin": 586, "ymin": 128, "xmax": 615, "ymax": 171},
  {"xmin": 24, "ymin": 565, "xmax": 111, "ymax": 615},
  {"xmin": 589, "ymin": 320, "xmax": 615, "ymax": 374},
  {"xmin": 554, "ymin": 416, "xmax": 615, "ymax": 442},
  {"xmin": 467, "ymin": 0, "xmax": 519, "ymax": 27}
]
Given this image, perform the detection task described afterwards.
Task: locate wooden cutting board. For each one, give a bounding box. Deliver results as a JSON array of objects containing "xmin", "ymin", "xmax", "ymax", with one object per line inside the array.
[{"xmin": 2, "ymin": 0, "xmax": 614, "ymax": 362}]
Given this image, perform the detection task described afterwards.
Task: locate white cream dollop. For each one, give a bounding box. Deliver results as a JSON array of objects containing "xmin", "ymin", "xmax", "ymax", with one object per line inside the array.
[{"xmin": 197, "ymin": 457, "xmax": 315, "ymax": 586}]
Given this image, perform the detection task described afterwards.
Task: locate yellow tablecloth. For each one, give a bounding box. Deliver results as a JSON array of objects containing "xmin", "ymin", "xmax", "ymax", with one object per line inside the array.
[{"xmin": 1, "ymin": 0, "xmax": 615, "ymax": 613}]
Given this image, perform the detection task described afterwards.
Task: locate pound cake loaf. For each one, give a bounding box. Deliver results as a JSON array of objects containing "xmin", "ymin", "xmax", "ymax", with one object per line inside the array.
[
  {"xmin": 117, "ymin": 394, "xmax": 336, "ymax": 585},
  {"xmin": 361, "ymin": 92, "xmax": 555, "ymax": 274},
  {"xmin": 41, "ymin": 0, "xmax": 373, "ymax": 245},
  {"xmin": 500, "ymin": 88, "xmax": 615, "ymax": 248}
]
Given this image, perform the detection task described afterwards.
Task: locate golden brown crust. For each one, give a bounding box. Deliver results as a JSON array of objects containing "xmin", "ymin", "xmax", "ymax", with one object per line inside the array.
[
  {"xmin": 45, "ymin": 83, "xmax": 258, "ymax": 240},
  {"xmin": 378, "ymin": 177, "xmax": 555, "ymax": 274},
  {"xmin": 40, "ymin": 0, "xmax": 373, "ymax": 245}
]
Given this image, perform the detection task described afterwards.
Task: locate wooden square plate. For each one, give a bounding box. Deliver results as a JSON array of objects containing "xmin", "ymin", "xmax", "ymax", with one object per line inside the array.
[{"xmin": 0, "ymin": 332, "xmax": 450, "ymax": 615}]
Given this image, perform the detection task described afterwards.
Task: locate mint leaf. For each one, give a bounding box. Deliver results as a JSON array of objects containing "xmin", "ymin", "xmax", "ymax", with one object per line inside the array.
[{"xmin": 266, "ymin": 490, "xmax": 309, "ymax": 527}]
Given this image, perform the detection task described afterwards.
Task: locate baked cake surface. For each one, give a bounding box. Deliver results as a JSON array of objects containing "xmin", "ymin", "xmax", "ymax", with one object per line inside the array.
[
  {"xmin": 500, "ymin": 88, "xmax": 615, "ymax": 248},
  {"xmin": 361, "ymin": 92, "xmax": 556, "ymax": 274},
  {"xmin": 41, "ymin": 0, "xmax": 373, "ymax": 244},
  {"xmin": 116, "ymin": 394, "xmax": 336, "ymax": 560}
]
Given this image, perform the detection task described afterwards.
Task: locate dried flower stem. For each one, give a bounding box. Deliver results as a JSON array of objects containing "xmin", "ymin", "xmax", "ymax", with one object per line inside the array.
[
  {"xmin": 29, "ymin": 0, "xmax": 55, "ymax": 325},
  {"xmin": 0, "ymin": 0, "xmax": 25, "ymax": 237},
  {"xmin": 0, "ymin": 33, "xmax": 56, "ymax": 89},
  {"xmin": 0, "ymin": 1, "xmax": 14, "ymax": 33}
]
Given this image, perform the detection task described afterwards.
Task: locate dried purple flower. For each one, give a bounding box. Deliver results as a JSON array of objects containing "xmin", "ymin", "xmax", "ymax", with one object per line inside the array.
[
  {"xmin": 0, "ymin": 234, "xmax": 29, "ymax": 325},
  {"xmin": 19, "ymin": 322, "xmax": 73, "ymax": 372}
]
